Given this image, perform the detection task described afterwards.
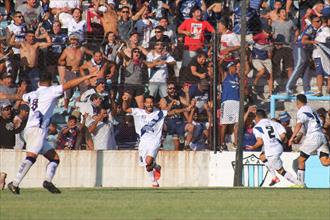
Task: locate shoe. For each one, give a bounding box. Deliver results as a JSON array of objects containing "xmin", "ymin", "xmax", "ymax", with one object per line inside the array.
[
  {"xmin": 152, "ymin": 181, "xmax": 159, "ymax": 188},
  {"xmin": 43, "ymin": 181, "xmax": 61, "ymax": 194},
  {"xmin": 218, "ymin": 144, "xmax": 228, "ymax": 152},
  {"xmin": 0, "ymin": 172, "xmax": 7, "ymax": 190},
  {"xmin": 153, "ymin": 165, "xmax": 161, "ymax": 181},
  {"xmin": 312, "ymin": 91, "xmax": 323, "ymax": 97},
  {"xmin": 269, "ymin": 177, "xmax": 280, "ymax": 186},
  {"xmin": 8, "ymin": 182, "xmax": 20, "ymax": 195}
]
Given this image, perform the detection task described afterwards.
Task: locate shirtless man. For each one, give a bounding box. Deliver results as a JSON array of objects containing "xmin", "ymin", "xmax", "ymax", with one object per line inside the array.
[
  {"xmin": 9, "ymin": 30, "xmax": 51, "ymax": 90},
  {"xmin": 58, "ymin": 33, "xmax": 93, "ymax": 112}
]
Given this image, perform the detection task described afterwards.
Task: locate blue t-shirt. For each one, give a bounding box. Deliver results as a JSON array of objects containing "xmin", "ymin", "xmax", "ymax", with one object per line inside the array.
[
  {"xmin": 221, "ymin": 73, "xmax": 240, "ymax": 102},
  {"xmin": 297, "ymin": 24, "xmax": 317, "ymax": 50}
]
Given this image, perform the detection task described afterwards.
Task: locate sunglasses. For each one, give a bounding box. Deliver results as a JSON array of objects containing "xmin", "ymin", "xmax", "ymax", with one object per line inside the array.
[
  {"xmin": 15, "ymin": 15, "xmax": 23, "ymax": 18},
  {"xmin": 314, "ymin": 20, "xmax": 321, "ymax": 23},
  {"xmin": 122, "ymin": 11, "xmax": 129, "ymax": 13},
  {"xmin": 167, "ymin": 87, "xmax": 175, "ymax": 90},
  {"xmin": 155, "ymin": 30, "xmax": 162, "ymax": 33},
  {"xmin": 133, "ymin": 50, "xmax": 140, "ymax": 53}
]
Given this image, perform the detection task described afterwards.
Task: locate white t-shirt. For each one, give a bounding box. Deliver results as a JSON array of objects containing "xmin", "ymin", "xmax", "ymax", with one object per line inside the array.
[
  {"xmin": 67, "ymin": 19, "xmax": 86, "ymax": 41},
  {"xmin": 253, "ymin": 118, "xmax": 286, "ymax": 157},
  {"xmin": 7, "ymin": 23, "xmax": 26, "ymax": 54},
  {"xmin": 130, "ymin": 108, "xmax": 167, "ymax": 140},
  {"xmin": 49, "ymin": 0, "xmax": 81, "ymax": 9},
  {"xmin": 87, "ymin": 115, "xmax": 117, "ymax": 150},
  {"xmin": 147, "ymin": 51, "xmax": 175, "ymax": 83},
  {"xmin": 23, "ymin": 85, "xmax": 63, "ymax": 130},
  {"xmin": 297, "ymin": 105, "xmax": 323, "ymax": 135}
]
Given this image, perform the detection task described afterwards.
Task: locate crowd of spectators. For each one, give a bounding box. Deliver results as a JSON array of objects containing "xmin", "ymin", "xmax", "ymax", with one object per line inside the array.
[{"xmin": 0, "ymin": 0, "xmax": 329, "ymax": 151}]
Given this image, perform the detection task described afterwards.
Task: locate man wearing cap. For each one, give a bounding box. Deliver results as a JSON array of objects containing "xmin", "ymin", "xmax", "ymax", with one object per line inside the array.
[
  {"xmin": 278, "ymin": 111, "xmax": 293, "ymax": 151},
  {"xmin": 58, "ymin": 33, "xmax": 93, "ymax": 112},
  {"xmin": 9, "ymin": 30, "xmax": 52, "ymax": 90},
  {"xmin": 220, "ymin": 61, "xmax": 240, "ymax": 151},
  {"xmin": 0, "ymin": 103, "xmax": 25, "ymax": 148}
]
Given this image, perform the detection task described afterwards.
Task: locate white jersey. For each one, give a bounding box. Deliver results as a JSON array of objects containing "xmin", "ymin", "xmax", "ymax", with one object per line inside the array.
[
  {"xmin": 297, "ymin": 105, "xmax": 323, "ymax": 135},
  {"xmin": 253, "ymin": 119, "xmax": 286, "ymax": 157},
  {"xmin": 130, "ymin": 108, "xmax": 167, "ymax": 140},
  {"xmin": 23, "ymin": 85, "xmax": 63, "ymax": 130}
]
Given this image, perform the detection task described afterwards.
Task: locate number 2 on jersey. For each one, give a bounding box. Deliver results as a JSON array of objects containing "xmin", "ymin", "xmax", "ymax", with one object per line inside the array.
[{"xmin": 265, "ymin": 126, "xmax": 276, "ymax": 139}]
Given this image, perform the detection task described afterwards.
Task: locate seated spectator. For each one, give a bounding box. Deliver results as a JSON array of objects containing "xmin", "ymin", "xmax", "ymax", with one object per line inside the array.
[
  {"xmin": 70, "ymin": 110, "xmax": 94, "ymax": 150},
  {"xmin": 187, "ymin": 79, "xmax": 210, "ymax": 115},
  {"xmin": 182, "ymin": 51, "xmax": 208, "ymax": 85},
  {"xmin": 56, "ymin": 115, "xmax": 80, "ymax": 150}
]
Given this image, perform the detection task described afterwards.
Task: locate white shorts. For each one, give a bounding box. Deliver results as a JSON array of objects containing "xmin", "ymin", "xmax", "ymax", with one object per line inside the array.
[
  {"xmin": 220, "ymin": 100, "xmax": 239, "ymax": 124},
  {"xmin": 138, "ymin": 135, "xmax": 161, "ymax": 166},
  {"xmin": 266, "ymin": 154, "xmax": 283, "ymax": 171},
  {"xmin": 300, "ymin": 132, "xmax": 329, "ymax": 156},
  {"xmin": 252, "ymin": 58, "xmax": 272, "ymax": 73},
  {"xmin": 24, "ymin": 127, "xmax": 53, "ymax": 155}
]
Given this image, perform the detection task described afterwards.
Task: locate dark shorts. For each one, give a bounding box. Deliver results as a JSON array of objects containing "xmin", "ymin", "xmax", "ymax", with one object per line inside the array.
[
  {"xmin": 166, "ymin": 118, "xmax": 185, "ymax": 137},
  {"xmin": 124, "ymin": 84, "xmax": 145, "ymax": 97},
  {"xmin": 314, "ymin": 58, "xmax": 328, "ymax": 77}
]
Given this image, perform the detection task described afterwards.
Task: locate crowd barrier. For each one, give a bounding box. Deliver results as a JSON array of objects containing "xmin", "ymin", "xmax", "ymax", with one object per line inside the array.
[{"xmin": 0, "ymin": 149, "xmax": 329, "ymax": 188}]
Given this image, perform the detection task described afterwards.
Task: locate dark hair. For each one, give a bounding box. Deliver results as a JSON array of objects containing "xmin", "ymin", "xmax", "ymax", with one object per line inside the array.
[
  {"xmin": 296, "ymin": 94, "xmax": 307, "ymax": 104},
  {"xmin": 90, "ymin": 93, "xmax": 101, "ymax": 101},
  {"xmin": 39, "ymin": 72, "xmax": 52, "ymax": 83},
  {"xmin": 25, "ymin": 30, "xmax": 35, "ymax": 35},
  {"xmin": 144, "ymin": 95, "xmax": 154, "ymax": 101},
  {"xmin": 310, "ymin": 15, "xmax": 319, "ymax": 21},
  {"xmin": 190, "ymin": 6, "xmax": 201, "ymax": 17},
  {"xmin": 93, "ymin": 50, "xmax": 102, "ymax": 55},
  {"xmin": 68, "ymin": 115, "xmax": 77, "ymax": 122},
  {"xmin": 14, "ymin": 11, "xmax": 22, "ymax": 16},
  {"xmin": 256, "ymin": 109, "xmax": 267, "ymax": 119},
  {"xmin": 154, "ymin": 25, "xmax": 165, "ymax": 32},
  {"xmin": 121, "ymin": 6, "xmax": 130, "ymax": 11}
]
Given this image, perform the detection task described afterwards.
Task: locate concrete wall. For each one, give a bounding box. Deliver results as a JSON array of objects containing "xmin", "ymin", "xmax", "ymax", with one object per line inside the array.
[{"xmin": 1, "ymin": 150, "xmax": 329, "ymax": 188}]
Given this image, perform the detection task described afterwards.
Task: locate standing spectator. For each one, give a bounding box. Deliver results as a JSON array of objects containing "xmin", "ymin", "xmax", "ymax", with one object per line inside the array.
[
  {"xmin": 251, "ymin": 26, "xmax": 273, "ymax": 97},
  {"xmin": 220, "ymin": 62, "xmax": 240, "ymax": 150},
  {"xmin": 278, "ymin": 111, "xmax": 293, "ymax": 152},
  {"xmin": 67, "ymin": 8, "xmax": 86, "ymax": 42},
  {"xmin": 178, "ymin": 6, "xmax": 214, "ymax": 67},
  {"xmin": 0, "ymin": 103, "xmax": 25, "ymax": 148},
  {"xmin": 312, "ymin": 16, "xmax": 330, "ymax": 96},
  {"xmin": 0, "ymin": 72, "xmax": 16, "ymax": 106},
  {"xmin": 17, "ymin": 0, "xmax": 43, "ymax": 30},
  {"xmin": 13, "ymin": 103, "xmax": 29, "ymax": 149},
  {"xmin": 6, "ymin": 11, "xmax": 27, "ymax": 81},
  {"xmin": 286, "ymin": 15, "xmax": 321, "ymax": 95},
  {"xmin": 134, "ymin": 6, "xmax": 156, "ymax": 49},
  {"xmin": 150, "ymin": 17, "xmax": 176, "ymax": 47},
  {"xmin": 87, "ymin": 106, "xmax": 117, "ymax": 150},
  {"xmin": 149, "ymin": 26, "xmax": 172, "ymax": 50},
  {"xmin": 56, "ymin": 115, "xmax": 80, "ymax": 150},
  {"xmin": 9, "ymin": 30, "xmax": 52, "ymax": 90},
  {"xmin": 218, "ymin": 17, "xmax": 240, "ymax": 77},
  {"xmin": 117, "ymin": 5, "xmax": 147, "ymax": 41},
  {"xmin": 86, "ymin": 0, "xmax": 105, "ymax": 44},
  {"xmin": 269, "ymin": 0, "xmax": 283, "ymax": 21},
  {"xmin": 146, "ymin": 40, "xmax": 176, "ymax": 99},
  {"xmin": 159, "ymin": 82, "xmax": 190, "ymax": 150},
  {"xmin": 177, "ymin": 0, "xmax": 207, "ymax": 21},
  {"xmin": 49, "ymin": 0, "xmax": 81, "ymax": 29}
]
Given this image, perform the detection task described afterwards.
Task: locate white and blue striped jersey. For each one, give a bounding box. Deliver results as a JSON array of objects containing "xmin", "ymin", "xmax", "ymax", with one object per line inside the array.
[
  {"xmin": 130, "ymin": 108, "xmax": 167, "ymax": 140},
  {"xmin": 253, "ymin": 119, "xmax": 286, "ymax": 157},
  {"xmin": 297, "ymin": 105, "xmax": 323, "ymax": 135},
  {"xmin": 22, "ymin": 85, "xmax": 63, "ymax": 130}
]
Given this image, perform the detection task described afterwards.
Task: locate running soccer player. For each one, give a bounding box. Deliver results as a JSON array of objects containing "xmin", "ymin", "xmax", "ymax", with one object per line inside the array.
[
  {"xmin": 246, "ymin": 109, "xmax": 301, "ymax": 186},
  {"xmin": 7, "ymin": 72, "xmax": 97, "ymax": 194},
  {"xmin": 288, "ymin": 94, "xmax": 330, "ymax": 185},
  {"xmin": 122, "ymin": 95, "xmax": 192, "ymax": 187}
]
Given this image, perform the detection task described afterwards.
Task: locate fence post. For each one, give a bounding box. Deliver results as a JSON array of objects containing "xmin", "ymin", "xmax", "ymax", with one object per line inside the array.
[{"xmin": 212, "ymin": 24, "xmax": 219, "ymax": 154}]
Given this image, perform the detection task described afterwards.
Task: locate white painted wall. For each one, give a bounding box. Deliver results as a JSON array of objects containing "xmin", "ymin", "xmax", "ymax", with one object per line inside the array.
[{"xmin": 0, "ymin": 150, "xmax": 328, "ymax": 188}]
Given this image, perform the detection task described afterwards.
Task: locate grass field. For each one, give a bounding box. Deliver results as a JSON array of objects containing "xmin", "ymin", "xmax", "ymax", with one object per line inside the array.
[{"xmin": 1, "ymin": 188, "xmax": 329, "ymax": 220}]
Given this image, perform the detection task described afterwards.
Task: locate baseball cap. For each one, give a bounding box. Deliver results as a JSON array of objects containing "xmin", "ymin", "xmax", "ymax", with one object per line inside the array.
[
  {"xmin": 1, "ymin": 102, "xmax": 12, "ymax": 109},
  {"xmin": 69, "ymin": 33, "xmax": 80, "ymax": 41},
  {"xmin": 19, "ymin": 103, "xmax": 30, "ymax": 112},
  {"xmin": 278, "ymin": 111, "xmax": 291, "ymax": 123},
  {"xmin": 96, "ymin": 78, "xmax": 106, "ymax": 86},
  {"xmin": 107, "ymin": 0, "xmax": 115, "ymax": 5},
  {"xmin": 226, "ymin": 61, "xmax": 236, "ymax": 70},
  {"xmin": 274, "ymin": 34, "xmax": 286, "ymax": 44},
  {"xmin": 1, "ymin": 72, "xmax": 12, "ymax": 79}
]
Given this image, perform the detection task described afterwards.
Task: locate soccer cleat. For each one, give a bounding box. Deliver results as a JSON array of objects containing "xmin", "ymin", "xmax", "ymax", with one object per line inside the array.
[
  {"xmin": 152, "ymin": 181, "xmax": 159, "ymax": 188},
  {"xmin": 269, "ymin": 177, "xmax": 280, "ymax": 186},
  {"xmin": 43, "ymin": 181, "xmax": 61, "ymax": 194},
  {"xmin": 8, "ymin": 182, "xmax": 20, "ymax": 195},
  {"xmin": 153, "ymin": 165, "xmax": 161, "ymax": 181},
  {"xmin": 0, "ymin": 172, "xmax": 7, "ymax": 190}
]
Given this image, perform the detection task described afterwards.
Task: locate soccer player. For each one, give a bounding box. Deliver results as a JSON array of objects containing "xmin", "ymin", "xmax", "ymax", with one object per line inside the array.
[
  {"xmin": 6, "ymin": 72, "xmax": 97, "ymax": 194},
  {"xmin": 246, "ymin": 109, "xmax": 301, "ymax": 186},
  {"xmin": 122, "ymin": 94, "xmax": 192, "ymax": 187},
  {"xmin": 288, "ymin": 94, "xmax": 330, "ymax": 185}
]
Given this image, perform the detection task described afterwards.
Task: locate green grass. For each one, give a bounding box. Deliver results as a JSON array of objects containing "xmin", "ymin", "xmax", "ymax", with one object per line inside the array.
[{"xmin": 1, "ymin": 188, "xmax": 329, "ymax": 220}]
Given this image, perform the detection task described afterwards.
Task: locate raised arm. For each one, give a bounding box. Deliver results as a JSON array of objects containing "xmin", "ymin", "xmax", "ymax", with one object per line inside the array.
[
  {"xmin": 122, "ymin": 93, "xmax": 133, "ymax": 113},
  {"xmin": 63, "ymin": 74, "xmax": 97, "ymax": 91}
]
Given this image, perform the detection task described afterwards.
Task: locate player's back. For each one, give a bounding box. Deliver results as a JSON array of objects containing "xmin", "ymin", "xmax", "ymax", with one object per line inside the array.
[
  {"xmin": 253, "ymin": 119, "xmax": 286, "ymax": 156},
  {"xmin": 297, "ymin": 105, "xmax": 323, "ymax": 135},
  {"xmin": 23, "ymin": 85, "xmax": 63, "ymax": 129}
]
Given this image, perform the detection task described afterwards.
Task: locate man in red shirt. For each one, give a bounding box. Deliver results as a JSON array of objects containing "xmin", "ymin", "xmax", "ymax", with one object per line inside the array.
[{"xmin": 178, "ymin": 6, "xmax": 214, "ymax": 67}]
